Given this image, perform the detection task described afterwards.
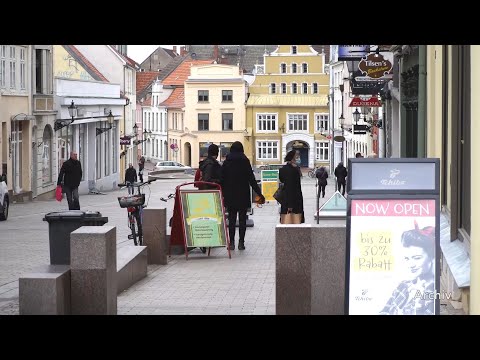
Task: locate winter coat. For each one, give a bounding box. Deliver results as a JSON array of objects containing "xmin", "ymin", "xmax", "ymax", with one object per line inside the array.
[
  {"xmin": 279, "ymin": 163, "xmax": 304, "ymax": 215},
  {"xmin": 334, "ymin": 164, "xmax": 348, "ymax": 182},
  {"xmin": 57, "ymin": 158, "xmax": 82, "ymax": 188},
  {"xmin": 199, "ymin": 156, "xmax": 222, "ymax": 190},
  {"xmin": 316, "ymin": 168, "xmax": 329, "ymax": 186},
  {"xmin": 221, "ymin": 152, "xmax": 261, "ymax": 210},
  {"xmin": 125, "ymin": 167, "xmax": 138, "ymax": 183}
]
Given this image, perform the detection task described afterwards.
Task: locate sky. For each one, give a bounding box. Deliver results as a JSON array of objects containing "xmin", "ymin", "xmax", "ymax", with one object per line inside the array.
[{"xmin": 127, "ymin": 45, "xmax": 183, "ymax": 64}]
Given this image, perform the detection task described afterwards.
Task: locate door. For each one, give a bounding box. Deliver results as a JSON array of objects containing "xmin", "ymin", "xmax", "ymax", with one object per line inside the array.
[{"xmin": 31, "ymin": 125, "xmax": 37, "ymax": 198}]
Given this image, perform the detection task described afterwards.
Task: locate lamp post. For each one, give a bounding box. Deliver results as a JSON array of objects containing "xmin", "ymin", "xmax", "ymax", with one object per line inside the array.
[
  {"xmin": 66, "ymin": 100, "xmax": 77, "ymax": 153},
  {"xmin": 339, "ymin": 113, "xmax": 345, "ymax": 162},
  {"xmin": 96, "ymin": 110, "xmax": 114, "ymax": 136}
]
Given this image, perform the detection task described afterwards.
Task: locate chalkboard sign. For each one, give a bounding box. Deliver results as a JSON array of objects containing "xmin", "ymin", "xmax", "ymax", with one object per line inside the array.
[{"xmin": 179, "ymin": 190, "xmax": 228, "ymax": 248}]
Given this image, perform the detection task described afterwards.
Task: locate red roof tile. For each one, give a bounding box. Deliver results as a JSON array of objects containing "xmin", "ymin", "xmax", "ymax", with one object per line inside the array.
[
  {"xmin": 64, "ymin": 45, "xmax": 109, "ymax": 82},
  {"xmin": 160, "ymin": 88, "xmax": 184, "ymax": 108},
  {"xmin": 162, "ymin": 59, "xmax": 213, "ymax": 86},
  {"xmin": 136, "ymin": 71, "xmax": 160, "ymax": 96}
]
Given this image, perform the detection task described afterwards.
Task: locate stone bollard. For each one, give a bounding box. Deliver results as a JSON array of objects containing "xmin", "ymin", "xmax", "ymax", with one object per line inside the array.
[
  {"xmin": 275, "ymin": 224, "xmax": 346, "ymax": 315},
  {"xmin": 142, "ymin": 208, "xmax": 168, "ymax": 265},
  {"xmin": 70, "ymin": 226, "xmax": 117, "ymax": 315}
]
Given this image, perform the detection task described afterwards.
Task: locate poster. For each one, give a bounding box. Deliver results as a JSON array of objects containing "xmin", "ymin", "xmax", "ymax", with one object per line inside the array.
[
  {"xmin": 180, "ymin": 190, "xmax": 227, "ymax": 248},
  {"xmin": 348, "ymin": 198, "xmax": 438, "ymax": 315},
  {"xmin": 261, "ymin": 170, "xmax": 279, "ymax": 202}
]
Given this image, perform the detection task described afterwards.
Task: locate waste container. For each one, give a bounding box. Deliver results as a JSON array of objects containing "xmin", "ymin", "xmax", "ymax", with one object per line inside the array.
[{"xmin": 43, "ymin": 210, "xmax": 108, "ymax": 265}]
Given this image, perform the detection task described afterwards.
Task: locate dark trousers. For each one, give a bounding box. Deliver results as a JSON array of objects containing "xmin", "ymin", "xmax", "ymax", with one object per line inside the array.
[
  {"xmin": 227, "ymin": 207, "xmax": 247, "ymax": 244},
  {"xmin": 138, "ymin": 169, "xmax": 144, "ymax": 183},
  {"xmin": 337, "ymin": 180, "xmax": 346, "ymax": 195},
  {"xmin": 64, "ymin": 186, "xmax": 80, "ymax": 210},
  {"xmin": 318, "ymin": 184, "xmax": 326, "ymax": 198}
]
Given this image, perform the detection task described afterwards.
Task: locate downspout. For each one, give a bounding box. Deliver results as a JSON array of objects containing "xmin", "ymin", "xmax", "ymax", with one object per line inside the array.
[{"xmin": 417, "ymin": 45, "xmax": 427, "ymax": 157}]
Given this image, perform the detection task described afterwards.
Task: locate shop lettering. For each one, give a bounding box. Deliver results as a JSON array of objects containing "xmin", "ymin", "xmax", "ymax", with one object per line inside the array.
[
  {"xmin": 355, "ymin": 202, "xmax": 389, "ymax": 215},
  {"xmin": 380, "ymin": 179, "xmax": 406, "ymax": 185},
  {"xmin": 357, "ymin": 257, "xmax": 392, "ymax": 271},
  {"xmin": 355, "ymin": 202, "xmax": 431, "ymax": 216},
  {"xmin": 366, "ymin": 61, "xmax": 387, "ymax": 67}
]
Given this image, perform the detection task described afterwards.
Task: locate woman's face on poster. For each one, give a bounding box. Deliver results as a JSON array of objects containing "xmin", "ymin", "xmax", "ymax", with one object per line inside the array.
[{"xmin": 403, "ymin": 245, "xmax": 432, "ymax": 280}]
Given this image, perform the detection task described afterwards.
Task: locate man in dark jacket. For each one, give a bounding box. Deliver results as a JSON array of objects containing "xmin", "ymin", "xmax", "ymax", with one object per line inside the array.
[
  {"xmin": 138, "ymin": 156, "xmax": 145, "ymax": 182},
  {"xmin": 125, "ymin": 163, "xmax": 138, "ymax": 195},
  {"xmin": 315, "ymin": 166, "xmax": 328, "ymax": 198},
  {"xmin": 221, "ymin": 141, "xmax": 265, "ymax": 250},
  {"xmin": 198, "ymin": 144, "xmax": 222, "ymax": 190},
  {"xmin": 334, "ymin": 162, "xmax": 348, "ymax": 196},
  {"xmin": 57, "ymin": 151, "xmax": 82, "ymax": 210}
]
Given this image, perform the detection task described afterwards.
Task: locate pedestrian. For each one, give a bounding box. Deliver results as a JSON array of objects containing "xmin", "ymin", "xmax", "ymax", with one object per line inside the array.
[
  {"xmin": 57, "ymin": 151, "xmax": 82, "ymax": 210},
  {"xmin": 315, "ymin": 166, "xmax": 328, "ymax": 198},
  {"xmin": 334, "ymin": 161, "xmax": 348, "ymax": 196},
  {"xmin": 138, "ymin": 156, "xmax": 145, "ymax": 182},
  {"xmin": 125, "ymin": 163, "xmax": 138, "ymax": 195},
  {"xmin": 279, "ymin": 149, "xmax": 304, "ymax": 224},
  {"xmin": 198, "ymin": 144, "xmax": 222, "ymax": 190},
  {"xmin": 221, "ymin": 141, "xmax": 265, "ymax": 250},
  {"xmin": 295, "ymin": 150, "xmax": 303, "ymax": 177},
  {"xmin": 380, "ymin": 222, "xmax": 435, "ymax": 315},
  {"xmin": 355, "ymin": 152, "xmax": 364, "ymax": 158}
]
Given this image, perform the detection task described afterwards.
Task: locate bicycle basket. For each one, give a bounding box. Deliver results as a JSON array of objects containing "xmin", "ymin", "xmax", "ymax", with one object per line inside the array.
[{"xmin": 118, "ymin": 194, "xmax": 145, "ymax": 208}]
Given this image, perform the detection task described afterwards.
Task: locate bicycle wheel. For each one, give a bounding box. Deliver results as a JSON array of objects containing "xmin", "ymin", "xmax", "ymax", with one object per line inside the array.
[
  {"xmin": 135, "ymin": 211, "xmax": 143, "ymax": 246},
  {"xmin": 308, "ymin": 170, "xmax": 315, "ymax": 178},
  {"xmin": 129, "ymin": 215, "xmax": 138, "ymax": 246}
]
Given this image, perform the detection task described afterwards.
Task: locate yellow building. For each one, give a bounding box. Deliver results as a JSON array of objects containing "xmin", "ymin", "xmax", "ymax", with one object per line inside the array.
[
  {"xmin": 245, "ymin": 45, "xmax": 329, "ymax": 169},
  {"xmin": 425, "ymin": 45, "xmax": 477, "ymax": 314},
  {"xmin": 172, "ymin": 63, "xmax": 246, "ymax": 167}
]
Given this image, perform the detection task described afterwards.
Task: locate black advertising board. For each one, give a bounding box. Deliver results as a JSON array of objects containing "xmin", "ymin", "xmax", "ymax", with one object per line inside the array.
[{"xmin": 345, "ymin": 158, "xmax": 441, "ymax": 315}]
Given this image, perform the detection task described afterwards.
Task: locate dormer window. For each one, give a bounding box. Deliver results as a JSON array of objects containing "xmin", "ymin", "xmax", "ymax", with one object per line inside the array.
[{"xmin": 292, "ymin": 46, "xmax": 297, "ymax": 54}]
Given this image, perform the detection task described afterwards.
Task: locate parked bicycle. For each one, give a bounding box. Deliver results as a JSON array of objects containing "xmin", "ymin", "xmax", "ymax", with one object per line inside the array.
[
  {"xmin": 308, "ymin": 166, "xmax": 321, "ymax": 178},
  {"xmin": 118, "ymin": 179, "xmax": 156, "ymax": 246}
]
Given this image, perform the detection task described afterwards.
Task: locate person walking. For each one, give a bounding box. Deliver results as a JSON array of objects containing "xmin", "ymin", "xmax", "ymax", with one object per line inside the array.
[
  {"xmin": 57, "ymin": 151, "xmax": 82, "ymax": 210},
  {"xmin": 198, "ymin": 144, "xmax": 222, "ymax": 190},
  {"xmin": 334, "ymin": 161, "xmax": 348, "ymax": 196},
  {"xmin": 355, "ymin": 152, "xmax": 364, "ymax": 158},
  {"xmin": 138, "ymin": 156, "xmax": 145, "ymax": 182},
  {"xmin": 279, "ymin": 149, "xmax": 304, "ymax": 223},
  {"xmin": 125, "ymin": 163, "xmax": 138, "ymax": 195},
  {"xmin": 221, "ymin": 141, "xmax": 265, "ymax": 250},
  {"xmin": 315, "ymin": 166, "xmax": 329, "ymax": 198}
]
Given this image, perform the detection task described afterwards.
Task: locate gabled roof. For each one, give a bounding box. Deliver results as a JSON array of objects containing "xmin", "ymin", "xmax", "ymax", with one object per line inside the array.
[
  {"xmin": 162, "ymin": 59, "xmax": 213, "ymax": 86},
  {"xmin": 136, "ymin": 71, "xmax": 161, "ymax": 96},
  {"xmin": 63, "ymin": 45, "xmax": 109, "ymax": 82},
  {"xmin": 109, "ymin": 45, "xmax": 140, "ymax": 69},
  {"xmin": 163, "ymin": 48, "xmax": 178, "ymax": 58},
  {"xmin": 160, "ymin": 87, "xmax": 184, "ymax": 108}
]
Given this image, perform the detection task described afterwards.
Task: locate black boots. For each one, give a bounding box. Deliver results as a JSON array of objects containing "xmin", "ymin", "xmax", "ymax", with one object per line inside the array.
[
  {"xmin": 229, "ymin": 242, "xmax": 235, "ymax": 250},
  {"xmin": 238, "ymin": 241, "xmax": 245, "ymax": 250}
]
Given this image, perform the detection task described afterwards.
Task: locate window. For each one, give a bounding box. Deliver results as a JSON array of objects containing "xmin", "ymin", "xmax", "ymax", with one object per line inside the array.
[
  {"xmin": 256, "ymin": 113, "xmax": 277, "ymax": 132},
  {"xmin": 41, "ymin": 125, "xmax": 52, "ymax": 184},
  {"xmin": 113, "ymin": 122, "xmax": 117, "ymax": 174},
  {"xmin": 312, "ymin": 83, "xmax": 318, "ymax": 94},
  {"xmin": 302, "ymin": 63, "xmax": 308, "ymax": 73},
  {"xmin": 302, "ymin": 83, "xmax": 308, "ymax": 94},
  {"xmin": 96, "ymin": 121, "xmax": 102, "ymax": 179},
  {"xmin": 0, "ymin": 46, "xmax": 5, "ymax": 88},
  {"xmin": 257, "ymin": 141, "xmax": 280, "ymax": 160},
  {"xmin": 292, "ymin": 63, "xmax": 297, "ymax": 73},
  {"xmin": 9, "ymin": 47, "xmax": 16, "ymax": 89},
  {"xmin": 270, "ymin": 83, "xmax": 276, "ymax": 94},
  {"xmin": 198, "ymin": 113, "xmax": 209, "ymax": 131},
  {"xmin": 315, "ymin": 141, "xmax": 329, "ymax": 161},
  {"xmin": 198, "ymin": 90, "xmax": 209, "ymax": 102},
  {"xmin": 281, "ymin": 83, "xmax": 287, "ymax": 94},
  {"xmin": 222, "ymin": 90, "xmax": 233, "ymax": 102},
  {"xmin": 222, "ymin": 113, "xmax": 233, "ymax": 131},
  {"xmin": 281, "ymin": 63, "xmax": 287, "ymax": 73},
  {"xmin": 292, "ymin": 46, "xmax": 297, "ymax": 54},
  {"xmin": 315, "ymin": 113, "xmax": 329, "ymax": 133},
  {"xmin": 20, "ymin": 48, "xmax": 25, "ymax": 90},
  {"xmin": 288, "ymin": 114, "xmax": 308, "ymax": 131},
  {"xmin": 292, "ymin": 83, "xmax": 298, "ymax": 94},
  {"xmin": 78, "ymin": 124, "xmax": 86, "ymax": 180},
  {"xmin": 35, "ymin": 49, "xmax": 42, "ymax": 93}
]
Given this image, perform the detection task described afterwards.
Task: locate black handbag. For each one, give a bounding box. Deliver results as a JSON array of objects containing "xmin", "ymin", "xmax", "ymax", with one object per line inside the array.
[{"xmin": 273, "ymin": 183, "xmax": 285, "ymax": 204}]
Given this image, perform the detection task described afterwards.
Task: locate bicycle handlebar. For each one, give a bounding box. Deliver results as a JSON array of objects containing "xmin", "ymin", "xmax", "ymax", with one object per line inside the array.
[
  {"xmin": 160, "ymin": 193, "xmax": 175, "ymax": 202},
  {"xmin": 118, "ymin": 178, "xmax": 157, "ymax": 189}
]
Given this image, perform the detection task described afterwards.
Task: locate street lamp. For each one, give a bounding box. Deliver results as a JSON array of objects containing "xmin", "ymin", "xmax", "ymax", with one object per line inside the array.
[
  {"xmin": 67, "ymin": 100, "xmax": 78, "ymax": 119},
  {"xmin": 133, "ymin": 123, "xmax": 138, "ymax": 137},
  {"xmin": 54, "ymin": 100, "xmax": 77, "ymax": 131},
  {"xmin": 96, "ymin": 110, "xmax": 114, "ymax": 136},
  {"xmin": 353, "ymin": 108, "xmax": 361, "ymax": 125}
]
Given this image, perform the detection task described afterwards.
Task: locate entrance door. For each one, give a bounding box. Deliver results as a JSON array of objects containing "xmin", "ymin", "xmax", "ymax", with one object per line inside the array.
[
  {"xmin": 31, "ymin": 125, "xmax": 37, "ymax": 198},
  {"xmin": 293, "ymin": 147, "xmax": 309, "ymax": 167},
  {"xmin": 11, "ymin": 121, "xmax": 23, "ymax": 193}
]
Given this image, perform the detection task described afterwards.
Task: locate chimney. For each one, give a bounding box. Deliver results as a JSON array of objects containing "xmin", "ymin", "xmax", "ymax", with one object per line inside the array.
[
  {"xmin": 213, "ymin": 45, "xmax": 219, "ymax": 62},
  {"xmin": 180, "ymin": 46, "xmax": 187, "ymax": 56},
  {"xmin": 173, "ymin": 46, "xmax": 177, "ymax": 54}
]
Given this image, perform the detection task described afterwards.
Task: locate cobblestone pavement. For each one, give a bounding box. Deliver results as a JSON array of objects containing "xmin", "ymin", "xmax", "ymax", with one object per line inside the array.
[{"xmin": 0, "ymin": 168, "xmax": 465, "ymax": 315}]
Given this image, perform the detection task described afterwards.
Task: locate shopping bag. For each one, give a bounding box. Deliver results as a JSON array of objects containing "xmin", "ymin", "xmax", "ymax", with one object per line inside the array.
[
  {"xmin": 273, "ymin": 183, "xmax": 285, "ymax": 204},
  {"xmin": 280, "ymin": 212, "xmax": 302, "ymax": 224},
  {"xmin": 55, "ymin": 185, "xmax": 63, "ymax": 202}
]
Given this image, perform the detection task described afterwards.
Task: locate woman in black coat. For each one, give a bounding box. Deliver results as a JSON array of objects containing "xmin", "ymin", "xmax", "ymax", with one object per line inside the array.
[
  {"xmin": 221, "ymin": 141, "xmax": 264, "ymax": 250},
  {"xmin": 279, "ymin": 149, "xmax": 304, "ymax": 223}
]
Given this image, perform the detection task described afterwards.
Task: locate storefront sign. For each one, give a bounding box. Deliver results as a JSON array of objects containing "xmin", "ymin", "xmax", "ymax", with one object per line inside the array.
[
  {"xmin": 120, "ymin": 136, "xmax": 131, "ymax": 145},
  {"xmin": 358, "ymin": 53, "xmax": 393, "ymax": 80},
  {"xmin": 261, "ymin": 170, "xmax": 279, "ymax": 202},
  {"xmin": 338, "ymin": 45, "xmax": 370, "ymax": 61},
  {"xmin": 349, "ymin": 96, "xmax": 382, "ymax": 107}
]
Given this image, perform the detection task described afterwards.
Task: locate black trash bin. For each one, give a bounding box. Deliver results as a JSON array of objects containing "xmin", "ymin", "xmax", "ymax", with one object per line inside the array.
[{"xmin": 43, "ymin": 210, "xmax": 108, "ymax": 265}]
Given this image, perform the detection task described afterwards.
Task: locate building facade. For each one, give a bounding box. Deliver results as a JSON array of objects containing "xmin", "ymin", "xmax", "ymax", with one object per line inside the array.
[
  {"xmin": 245, "ymin": 45, "xmax": 329, "ymax": 169},
  {"xmin": 182, "ymin": 63, "xmax": 247, "ymax": 166}
]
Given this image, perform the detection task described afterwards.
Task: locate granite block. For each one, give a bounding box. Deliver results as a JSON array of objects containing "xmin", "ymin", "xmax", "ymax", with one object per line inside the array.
[
  {"xmin": 142, "ymin": 208, "xmax": 168, "ymax": 265},
  {"xmin": 71, "ymin": 269, "xmax": 116, "ymax": 315},
  {"xmin": 117, "ymin": 246, "xmax": 147, "ymax": 294}
]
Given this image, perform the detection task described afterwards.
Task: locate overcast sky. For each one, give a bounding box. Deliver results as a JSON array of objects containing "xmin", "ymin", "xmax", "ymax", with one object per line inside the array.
[{"xmin": 127, "ymin": 45, "xmax": 183, "ymax": 64}]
